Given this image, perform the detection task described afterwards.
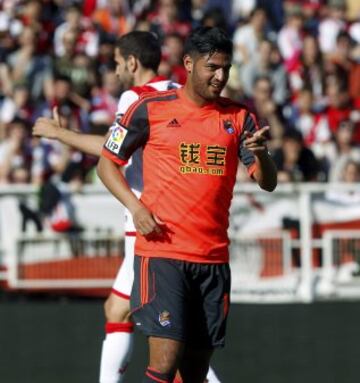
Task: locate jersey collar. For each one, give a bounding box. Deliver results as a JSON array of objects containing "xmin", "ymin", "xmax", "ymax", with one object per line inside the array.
[{"xmin": 148, "ymin": 75, "xmax": 168, "ymax": 84}]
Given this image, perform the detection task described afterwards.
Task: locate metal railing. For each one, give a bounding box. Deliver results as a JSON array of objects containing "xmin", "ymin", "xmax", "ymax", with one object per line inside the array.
[{"xmin": 2, "ymin": 182, "xmax": 360, "ymax": 301}]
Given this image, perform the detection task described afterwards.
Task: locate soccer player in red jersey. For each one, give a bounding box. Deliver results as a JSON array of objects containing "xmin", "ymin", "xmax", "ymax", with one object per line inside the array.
[{"xmin": 97, "ymin": 27, "xmax": 277, "ymax": 383}]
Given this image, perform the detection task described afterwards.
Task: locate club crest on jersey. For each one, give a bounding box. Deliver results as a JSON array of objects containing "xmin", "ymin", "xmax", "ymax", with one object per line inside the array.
[
  {"xmin": 105, "ymin": 125, "xmax": 127, "ymax": 154},
  {"xmin": 159, "ymin": 310, "xmax": 171, "ymax": 327},
  {"xmin": 223, "ymin": 120, "xmax": 235, "ymax": 134}
]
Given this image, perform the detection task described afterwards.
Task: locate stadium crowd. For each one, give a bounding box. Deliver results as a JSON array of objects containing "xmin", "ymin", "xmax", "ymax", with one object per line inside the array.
[{"xmin": 0, "ymin": 0, "xmax": 359, "ymax": 187}]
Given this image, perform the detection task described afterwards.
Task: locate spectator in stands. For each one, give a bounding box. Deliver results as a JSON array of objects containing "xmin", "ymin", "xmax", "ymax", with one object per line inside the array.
[
  {"xmin": 38, "ymin": 160, "xmax": 84, "ymax": 235},
  {"xmin": 0, "ymin": 118, "xmax": 31, "ymax": 184},
  {"xmin": 313, "ymin": 119, "xmax": 360, "ymax": 181},
  {"xmin": 30, "ymin": 135, "xmax": 59, "ymax": 186},
  {"xmin": 290, "ymin": 87, "xmax": 331, "ymax": 148},
  {"xmin": 200, "ymin": 7, "xmax": 229, "ymax": 32},
  {"xmin": 71, "ymin": 52, "xmax": 97, "ymax": 99},
  {"xmin": 247, "ymin": 75, "xmax": 285, "ymax": 150},
  {"xmin": 89, "ymin": 68, "xmax": 121, "ymax": 128},
  {"xmin": 272, "ymin": 128, "xmax": 321, "ymax": 182},
  {"xmin": 54, "ymin": 4, "xmax": 82, "ymax": 57},
  {"xmin": 35, "ymin": 74, "xmax": 88, "ymax": 134},
  {"xmin": 202, "ymin": 0, "xmax": 233, "ymax": 28},
  {"xmin": 54, "ymin": 3, "xmax": 99, "ymax": 58},
  {"xmin": 326, "ymin": 159, "xmax": 360, "ymax": 205},
  {"xmin": 300, "ymin": 1, "xmax": 322, "ymax": 36},
  {"xmin": 323, "ymin": 75, "xmax": 359, "ymax": 142},
  {"xmin": 6, "ymin": 25, "xmax": 53, "ymax": 100},
  {"xmin": 189, "ymin": 0, "xmax": 208, "ymax": 28},
  {"xmin": 290, "ymin": 34, "xmax": 326, "ymax": 106},
  {"xmin": 348, "ymin": 24, "xmax": 360, "ymax": 100},
  {"xmin": 318, "ymin": 0, "xmax": 347, "ymax": 55},
  {"xmin": 349, "ymin": 16, "xmax": 360, "ymax": 45},
  {"xmin": 53, "ymin": 30, "xmax": 97, "ymax": 99},
  {"xmin": 339, "ymin": 159, "xmax": 360, "ymax": 184},
  {"xmin": 240, "ymin": 39, "xmax": 288, "ymax": 106},
  {"xmin": 159, "ymin": 32, "xmax": 187, "ymax": 85},
  {"xmin": 334, "ymin": 30, "xmax": 360, "ymax": 101},
  {"xmin": 53, "ymin": 28, "xmax": 78, "ymax": 75},
  {"xmin": 19, "ymin": 0, "xmax": 55, "ymax": 54},
  {"xmin": 0, "ymin": 84, "xmax": 34, "ymax": 126},
  {"xmin": 257, "ymin": 0, "xmax": 284, "ymax": 31},
  {"xmin": 232, "ymin": 7, "xmax": 267, "ymax": 67},
  {"xmin": 326, "ymin": 31, "xmax": 354, "ymax": 84},
  {"xmin": 95, "ymin": 34, "xmax": 116, "ymax": 74},
  {"xmin": 277, "ymin": 4, "xmax": 303, "ymax": 73},
  {"xmin": 148, "ymin": 0, "xmax": 191, "ymax": 42},
  {"xmin": 0, "ymin": 2, "xmax": 22, "ymax": 62},
  {"xmin": 232, "ymin": 0, "xmax": 257, "ymax": 21},
  {"xmin": 93, "ymin": 0, "xmax": 134, "ymax": 39}
]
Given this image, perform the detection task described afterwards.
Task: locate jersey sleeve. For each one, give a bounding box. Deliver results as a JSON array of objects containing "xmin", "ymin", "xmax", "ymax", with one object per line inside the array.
[
  {"xmin": 116, "ymin": 90, "xmax": 140, "ymax": 120},
  {"xmin": 101, "ymin": 100, "xmax": 150, "ymax": 166},
  {"xmin": 238, "ymin": 112, "xmax": 259, "ymax": 177}
]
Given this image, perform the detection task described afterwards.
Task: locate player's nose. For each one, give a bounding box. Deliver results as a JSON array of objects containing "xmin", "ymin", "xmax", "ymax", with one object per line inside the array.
[{"xmin": 214, "ymin": 68, "xmax": 225, "ymax": 82}]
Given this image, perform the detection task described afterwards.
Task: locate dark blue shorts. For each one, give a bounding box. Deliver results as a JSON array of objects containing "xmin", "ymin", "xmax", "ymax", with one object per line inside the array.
[{"xmin": 130, "ymin": 255, "xmax": 231, "ymax": 348}]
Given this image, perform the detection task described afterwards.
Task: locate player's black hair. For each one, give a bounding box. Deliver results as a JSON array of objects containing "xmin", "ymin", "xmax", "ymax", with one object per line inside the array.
[
  {"xmin": 54, "ymin": 74, "xmax": 72, "ymax": 83},
  {"xmin": 183, "ymin": 27, "xmax": 233, "ymax": 58},
  {"xmin": 116, "ymin": 31, "xmax": 161, "ymax": 72}
]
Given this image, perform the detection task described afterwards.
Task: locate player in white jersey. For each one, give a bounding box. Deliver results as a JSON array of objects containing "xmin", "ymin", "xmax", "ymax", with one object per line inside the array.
[{"xmin": 33, "ymin": 31, "xmax": 221, "ymax": 383}]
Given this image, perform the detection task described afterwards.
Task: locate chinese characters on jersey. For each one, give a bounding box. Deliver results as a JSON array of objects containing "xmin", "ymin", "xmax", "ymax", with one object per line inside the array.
[{"xmin": 179, "ymin": 142, "xmax": 227, "ymax": 176}]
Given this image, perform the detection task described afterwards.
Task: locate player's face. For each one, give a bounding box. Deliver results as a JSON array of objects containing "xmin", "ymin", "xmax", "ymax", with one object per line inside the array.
[
  {"xmin": 114, "ymin": 48, "xmax": 134, "ymax": 89},
  {"xmin": 188, "ymin": 51, "xmax": 231, "ymax": 102}
]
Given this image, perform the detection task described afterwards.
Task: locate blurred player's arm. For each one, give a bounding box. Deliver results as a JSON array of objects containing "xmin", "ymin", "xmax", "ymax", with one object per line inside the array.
[{"xmin": 32, "ymin": 107, "xmax": 105, "ymax": 156}]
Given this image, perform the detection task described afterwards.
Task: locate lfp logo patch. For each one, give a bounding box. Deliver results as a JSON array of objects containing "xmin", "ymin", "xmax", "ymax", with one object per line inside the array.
[
  {"xmin": 159, "ymin": 310, "xmax": 171, "ymax": 327},
  {"xmin": 105, "ymin": 125, "xmax": 127, "ymax": 154}
]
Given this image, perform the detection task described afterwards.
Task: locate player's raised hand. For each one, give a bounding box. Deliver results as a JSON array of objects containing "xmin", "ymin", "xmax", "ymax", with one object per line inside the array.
[
  {"xmin": 243, "ymin": 126, "xmax": 270, "ymax": 155},
  {"xmin": 32, "ymin": 106, "xmax": 62, "ymax": 139},
  {"xmin": 133, "ymin": 205, "xmax": 163, "ymax": 236},
  {"xmin": 52, "ymin": 106, "xmax": 61, "ymax": 127}
]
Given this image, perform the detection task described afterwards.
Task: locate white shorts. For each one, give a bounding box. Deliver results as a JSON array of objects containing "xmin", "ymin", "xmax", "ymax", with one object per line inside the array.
[{"xmin": 111, "ymin": 191, "xmax": 139, "ymax": 298}]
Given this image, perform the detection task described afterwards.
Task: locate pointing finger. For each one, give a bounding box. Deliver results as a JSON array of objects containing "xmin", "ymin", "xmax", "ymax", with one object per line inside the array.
[
  {"xmin": 254, "ymin": 126, "xmax": 270, "ymax": 137},
  {"xmin": 53, "ymin": 106, "xmax": 61, "ymax": 127}
]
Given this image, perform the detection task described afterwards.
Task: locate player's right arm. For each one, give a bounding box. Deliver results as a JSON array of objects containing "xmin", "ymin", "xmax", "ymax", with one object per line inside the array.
[
  {"xmin": 32, "ymin": 107, "xmax": 105, "ymax": 156},
  {"xmin": 97, "ymin": 99, "xmax": 163, "ymax": 236},
  {"xmin": 97, "ymin": 154, "xmax": 161, "ymax": 236}
]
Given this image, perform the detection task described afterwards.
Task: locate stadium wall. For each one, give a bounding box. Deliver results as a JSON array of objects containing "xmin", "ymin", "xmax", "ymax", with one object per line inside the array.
[{"xmin": 1, "ymin": 298, "xmax": 360, "ymax": 383}]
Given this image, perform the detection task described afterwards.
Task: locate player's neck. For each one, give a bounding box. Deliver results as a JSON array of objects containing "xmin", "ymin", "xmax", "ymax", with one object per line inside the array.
[
  {"xmin": 134, "ymin": 69, "xmax": 157, "ymax": 87},
  {"xmin": 183, "ymin": 82, "xmax": 212, "ymax": 107}
]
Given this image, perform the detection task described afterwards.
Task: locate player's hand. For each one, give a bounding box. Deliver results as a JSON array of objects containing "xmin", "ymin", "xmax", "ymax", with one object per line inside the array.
[
  {"xmin": 133, "ymin": 205, "xmax": 163, "ymax": 236},
  {"xmin": 32, "ymin": 106, "xmax": 62, "ymax": 139},
  {"xmin": 243, "ymin": 126, "xmax": 269, "ymax": 156}
]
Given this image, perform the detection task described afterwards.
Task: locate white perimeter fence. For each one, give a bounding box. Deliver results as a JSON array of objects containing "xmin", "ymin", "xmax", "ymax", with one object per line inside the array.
[{"xmin": 1, "ymin": 182, "xmax": 360, "ymax": 303}]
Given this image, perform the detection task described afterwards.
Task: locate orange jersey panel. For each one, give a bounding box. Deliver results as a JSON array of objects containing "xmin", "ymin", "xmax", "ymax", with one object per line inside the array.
[{"xmin": 102, "ymin": 88, "xmax": 260, "ymax": 263}]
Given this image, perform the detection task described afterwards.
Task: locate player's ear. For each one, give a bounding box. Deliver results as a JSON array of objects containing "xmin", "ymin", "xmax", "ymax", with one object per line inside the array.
[
  {"xmin": 127, "ymin": 55, "xmax": 137, "ymax": 73},
  {"xmin": 183, "ymin": 54, "xmax": 193, "ymax": 74}
]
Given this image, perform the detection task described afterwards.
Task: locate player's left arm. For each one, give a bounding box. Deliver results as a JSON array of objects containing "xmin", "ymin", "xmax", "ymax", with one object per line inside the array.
[
  {"xmin": 239, "ymin": 112, "xmax": 277, "ymax": 192},
  {"xmin": 243, "ymin": 126, "xmax": 277, "ymax": 192}
]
